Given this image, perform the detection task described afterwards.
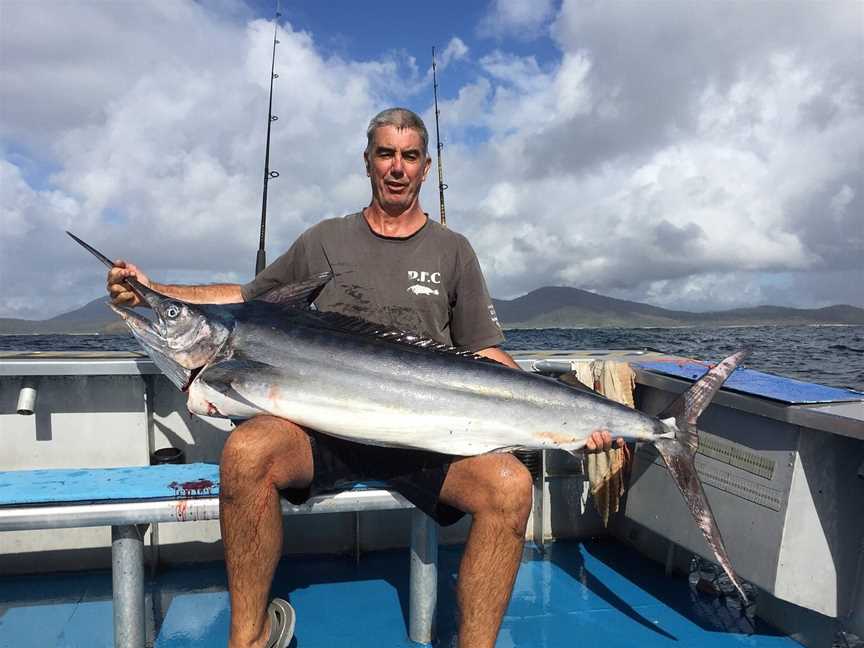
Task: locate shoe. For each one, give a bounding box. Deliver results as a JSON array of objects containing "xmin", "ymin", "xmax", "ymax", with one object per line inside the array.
[{"xmin": 266, "ymin": 598, "xmax": 296, "ymax": 648}]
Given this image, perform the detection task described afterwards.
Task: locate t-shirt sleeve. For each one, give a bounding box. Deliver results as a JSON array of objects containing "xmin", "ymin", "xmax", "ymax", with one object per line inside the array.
[
  {"xmin": 240, "ymin": 234, "xmax": 309, "ymax": 301},
  {"xmin": 450, "ymin": 241, "xmax": 505, "ymax": 352}
]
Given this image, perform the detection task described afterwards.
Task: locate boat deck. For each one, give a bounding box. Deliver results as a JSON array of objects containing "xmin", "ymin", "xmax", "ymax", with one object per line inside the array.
[{"xmin": 0, "ymin": 539, "xmax": 799, "ymax": 647}]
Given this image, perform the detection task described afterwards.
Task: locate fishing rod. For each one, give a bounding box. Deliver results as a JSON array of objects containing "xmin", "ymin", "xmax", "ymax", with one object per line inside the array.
[
  {"xmin": 432, "ymin": 47, "xmax": 448, "ymax": 227},
  {"xmin": 256, "ymin": 1, "xmax": 282, "ymax": 275}
]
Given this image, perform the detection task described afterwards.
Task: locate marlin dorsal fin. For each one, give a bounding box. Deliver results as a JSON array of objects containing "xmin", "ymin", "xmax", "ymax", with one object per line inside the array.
[
  {"xmin": 299, "ymin": 309, "xmax": 511, "ymax": 365},
  {"xmin": 253, "ymin": 272, "xmax": 333, "ymax": 308}
]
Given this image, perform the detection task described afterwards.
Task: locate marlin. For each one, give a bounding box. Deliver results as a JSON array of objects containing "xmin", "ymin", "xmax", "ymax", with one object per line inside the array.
[{"xmin": 69, "ymin": 231, "xmax": 751, "ymax": 603}]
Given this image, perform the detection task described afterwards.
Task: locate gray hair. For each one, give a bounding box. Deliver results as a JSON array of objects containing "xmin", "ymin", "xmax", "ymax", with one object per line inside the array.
[{"xmin": 365, "ymin": 108, "xmax": 429, "ymax": 158}]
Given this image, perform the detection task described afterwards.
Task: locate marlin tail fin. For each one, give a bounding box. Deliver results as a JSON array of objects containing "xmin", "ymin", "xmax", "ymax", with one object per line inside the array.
[{"xmin": 653, "ymin": 351, "xmax": 750, "ymax": 603}]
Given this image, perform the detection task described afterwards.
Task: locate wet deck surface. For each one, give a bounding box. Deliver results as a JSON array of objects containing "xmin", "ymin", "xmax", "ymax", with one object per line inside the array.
[{"xmin": 0, "ymin": 539, "xmax": 800, "ymax": 647}]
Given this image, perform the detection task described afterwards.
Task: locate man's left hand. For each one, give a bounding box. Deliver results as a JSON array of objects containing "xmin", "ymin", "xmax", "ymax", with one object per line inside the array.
[{"xmin": 585, "ymin": 430, "xmax": 625, "ymax": 453}]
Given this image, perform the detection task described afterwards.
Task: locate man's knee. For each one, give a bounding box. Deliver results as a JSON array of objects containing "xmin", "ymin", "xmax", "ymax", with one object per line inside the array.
[
  {"xmin": 472, "ymin": 455, "xmax": 533, "ymax": 531},
  {"xmin": 220, "ymin": 415, "xmax": 310, "ymax": 487},
  {"xmin": 496, "ymin": 456, "xmax": 533, "ymax": 522}
]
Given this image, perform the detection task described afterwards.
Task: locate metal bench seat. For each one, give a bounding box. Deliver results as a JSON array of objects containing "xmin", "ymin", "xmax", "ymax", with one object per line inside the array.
[{"xmin": 0, "ymin": 463, "xmax": 437, "ymax": 647}]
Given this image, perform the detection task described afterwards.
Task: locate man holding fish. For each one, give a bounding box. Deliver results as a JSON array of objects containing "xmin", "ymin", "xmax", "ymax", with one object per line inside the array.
[{"xmin": 107, "ymin": 108, "xmax": 616, "ymax": 648}]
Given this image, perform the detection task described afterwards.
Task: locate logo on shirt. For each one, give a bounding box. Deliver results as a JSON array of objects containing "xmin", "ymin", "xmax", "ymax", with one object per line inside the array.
[
  {"xmin": 408, "ymin": 285, "xmax": 439, "ymax": 295},
  {"xmin": 407, "ymin": 270, "xmax": 441, "ymax": 297}
]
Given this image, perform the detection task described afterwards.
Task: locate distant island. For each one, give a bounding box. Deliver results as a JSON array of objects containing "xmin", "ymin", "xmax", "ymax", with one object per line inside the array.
[
  {"xmin": 491, "ymin": 286, "xmax": 864, "ymax": 329},
  {"xmin": 0, "ymin": 298, "xmax": 131, "ymax": 335},
  {"xmin": 1, "ymin": 286, "xmax": 862, "ymax": 335}
]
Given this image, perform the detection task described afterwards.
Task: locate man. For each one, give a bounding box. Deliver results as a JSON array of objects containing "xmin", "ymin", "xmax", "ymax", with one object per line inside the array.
[{"xmin": 108, "ymin": 108, "xmax": 615, "ymax": 648}]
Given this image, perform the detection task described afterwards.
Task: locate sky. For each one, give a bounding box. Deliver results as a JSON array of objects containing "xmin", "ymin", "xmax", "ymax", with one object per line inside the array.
[{"xmin": 1, "ymin": 0, "xmax": 862, "ymax": 320}]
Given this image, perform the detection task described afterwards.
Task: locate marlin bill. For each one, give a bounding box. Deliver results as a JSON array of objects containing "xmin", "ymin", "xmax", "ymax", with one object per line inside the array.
[{"xmin": 69, "ymin": 231, "xmax": 752, "ymax": 603}]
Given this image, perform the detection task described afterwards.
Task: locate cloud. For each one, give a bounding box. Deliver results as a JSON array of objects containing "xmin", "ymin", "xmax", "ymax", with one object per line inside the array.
[
  {"xmin": 478, "ymin": 0, "xmax": 556, "ymax": 40},
  {"xmin": 1, "ymin": 2, "xmax": 398, "ymax": 318},
  {"xmin": 0, "ymin": 2, "xmax": 240, "ymax": 154},
  {"xmin": 1, "ymin": 0, "xmax": 862, "ymax": 320},
  {"xmin": 438, "ymin": 37, "xmax": 469, "ymax": 69},
  {"xmin": 433, "ymin": 0, "xmax": 863, "ymax": 309}
]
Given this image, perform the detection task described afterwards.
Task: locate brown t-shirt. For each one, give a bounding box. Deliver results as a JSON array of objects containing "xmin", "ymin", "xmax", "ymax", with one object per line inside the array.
[{"xmin": 241, "ymin": 212, "xmax": 505, "ymax": 352}]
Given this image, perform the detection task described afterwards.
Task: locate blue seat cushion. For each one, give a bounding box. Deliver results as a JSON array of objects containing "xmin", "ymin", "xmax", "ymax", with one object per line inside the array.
[
  {"xmin": 0, "ymin": 464, "xmax": 387, "ymax": 508},
  {"xmin": 0, "ymin": 464, "xmax": 221, "ymax": 507}
]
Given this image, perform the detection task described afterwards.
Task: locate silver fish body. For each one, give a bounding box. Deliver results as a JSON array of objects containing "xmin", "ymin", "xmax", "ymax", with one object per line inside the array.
[{"xmin": 186, "ymin": 311, "xmax": 667, "ymax": 455}]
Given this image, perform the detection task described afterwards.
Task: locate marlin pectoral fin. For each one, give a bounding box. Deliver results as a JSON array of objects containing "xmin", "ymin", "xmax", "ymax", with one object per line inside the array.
[{"xmin": 197, "ymin": 358, "xmax": 279, "ymax": 409}]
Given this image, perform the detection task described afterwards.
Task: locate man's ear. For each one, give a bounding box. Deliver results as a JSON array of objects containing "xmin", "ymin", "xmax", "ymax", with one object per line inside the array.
[{"xmin": 363, "ymin": 151, "xmax": 371, "ymax": 176}]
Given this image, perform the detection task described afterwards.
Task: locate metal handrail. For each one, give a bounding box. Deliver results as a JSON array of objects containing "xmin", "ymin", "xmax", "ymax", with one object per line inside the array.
[{"xmin": 0, "ymin": 488, "xmax": 413, "ymax": 532}]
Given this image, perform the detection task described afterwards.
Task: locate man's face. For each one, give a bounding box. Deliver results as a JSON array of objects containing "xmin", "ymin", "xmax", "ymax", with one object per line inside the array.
[{"xmin": 365, "ymin": 125, "xmax": 431, "ymax": 215}]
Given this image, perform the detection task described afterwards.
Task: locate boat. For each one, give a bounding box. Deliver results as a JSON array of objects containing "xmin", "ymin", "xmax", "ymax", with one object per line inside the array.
[{"xmin": 1, "ymin": 347, "xmax": 862, "ymax": 647}]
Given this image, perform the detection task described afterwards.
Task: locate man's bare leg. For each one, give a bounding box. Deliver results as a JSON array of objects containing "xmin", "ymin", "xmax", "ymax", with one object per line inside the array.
[
  {"xmin": 220, "ymin": 415, "xmax": 314, "ymax": 648},
  {"xmin": 439, "ymin": 454, "xmax": 533, "ymax": 648}
]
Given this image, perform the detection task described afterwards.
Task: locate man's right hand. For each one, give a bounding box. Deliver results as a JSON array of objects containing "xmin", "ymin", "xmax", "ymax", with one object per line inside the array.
[{"xmin": 107, "ymin": 260, "xmax": 151, "ymax": 308}]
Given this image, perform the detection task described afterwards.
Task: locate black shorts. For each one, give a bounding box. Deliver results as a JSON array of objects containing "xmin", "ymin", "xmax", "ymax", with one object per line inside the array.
[{"xmin": 279, "ymin": 429, "xmax": 466, "ymax": 526}]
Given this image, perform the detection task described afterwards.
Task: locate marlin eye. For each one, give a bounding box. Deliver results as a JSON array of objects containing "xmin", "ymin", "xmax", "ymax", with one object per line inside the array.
[{"xmin": 165, "ymin": 304, "xmax": 182, "ymax": 319}]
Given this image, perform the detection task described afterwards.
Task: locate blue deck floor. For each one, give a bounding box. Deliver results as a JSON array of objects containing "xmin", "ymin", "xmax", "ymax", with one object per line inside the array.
[{"xmin": 0, "ymin": 539, "xmax": 799, "ymax": 647}]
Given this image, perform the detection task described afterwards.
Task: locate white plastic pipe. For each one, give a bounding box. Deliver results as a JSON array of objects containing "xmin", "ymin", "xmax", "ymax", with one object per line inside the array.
[{"xmin": 16, "ymin": 379, "xmax": 38, "ymax": 415}]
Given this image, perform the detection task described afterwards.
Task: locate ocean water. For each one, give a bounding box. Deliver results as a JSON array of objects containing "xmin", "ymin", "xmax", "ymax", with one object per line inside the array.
[
  {"xmin": 504, "ymin": 325, "xmax": 864, "ymax": 392},
  {"xmin": 1, "ymin": 325, "xmax": 862, "ymax": 391}
]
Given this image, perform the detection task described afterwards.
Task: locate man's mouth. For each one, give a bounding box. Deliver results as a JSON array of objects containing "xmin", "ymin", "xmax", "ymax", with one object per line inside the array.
[{"xmin": 385, "ymin": 182, "xmax": 407, "ymax": 192}]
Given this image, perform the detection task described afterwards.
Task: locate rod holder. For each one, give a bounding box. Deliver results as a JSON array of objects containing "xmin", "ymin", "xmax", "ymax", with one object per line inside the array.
[{"xmin": 17, "ymin": 378, "xmax": 38, "ymax": 415}]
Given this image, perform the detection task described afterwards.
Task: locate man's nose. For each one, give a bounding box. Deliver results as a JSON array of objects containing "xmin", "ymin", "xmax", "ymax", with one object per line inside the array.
[{"xmin": 389, "ymin": 155, "xmax": 404, "ymax": 176}]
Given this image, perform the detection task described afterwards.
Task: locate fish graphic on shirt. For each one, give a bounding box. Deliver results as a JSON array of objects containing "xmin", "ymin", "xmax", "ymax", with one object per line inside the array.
[{"xmin": 407, "ymin": 285, "xmax": 439, "ymax": 296}]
